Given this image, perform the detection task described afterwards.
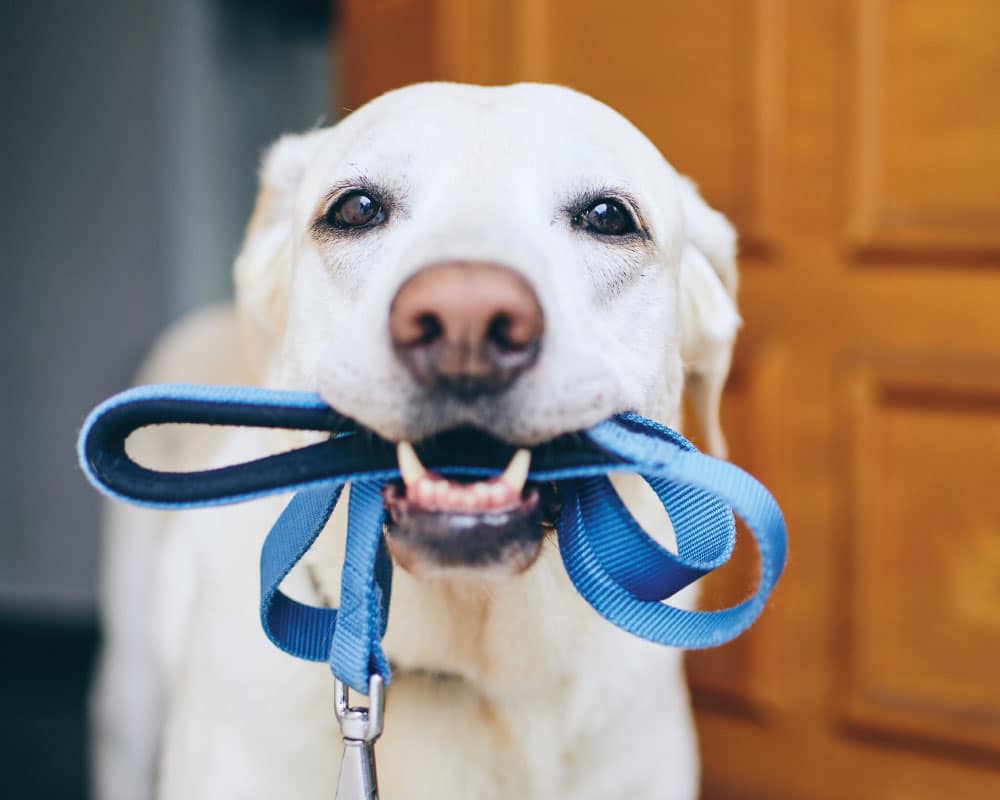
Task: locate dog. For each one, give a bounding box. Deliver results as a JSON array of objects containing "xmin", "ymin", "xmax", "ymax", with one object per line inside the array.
[{"xmin": 91, "ymin": 82, "xmax": 740, "ymax": 800}]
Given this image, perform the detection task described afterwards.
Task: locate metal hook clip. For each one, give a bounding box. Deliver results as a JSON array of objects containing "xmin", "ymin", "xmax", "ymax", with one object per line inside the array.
[{"xmin": 333, "ymin": 675, "xmax": 385, "ymax": 800}]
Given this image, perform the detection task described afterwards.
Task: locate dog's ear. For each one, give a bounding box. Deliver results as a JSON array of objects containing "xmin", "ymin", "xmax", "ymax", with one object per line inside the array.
[
  {"xmin": 676, "ymin": 177, "xmax": 741, "ymax": 459},
  {"xmin": 234, "ymin": 128, "xmax": 328, "ymax": 378}
]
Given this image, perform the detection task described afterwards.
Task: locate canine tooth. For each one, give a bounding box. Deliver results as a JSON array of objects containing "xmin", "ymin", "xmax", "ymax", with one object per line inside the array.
[
  {"xmin": 397, "ymin": 441, "xmax": 427, "ymax": 486},
  {"xmin": 499, "ymin": 449, "xmax": 531, "ymax": 494}
]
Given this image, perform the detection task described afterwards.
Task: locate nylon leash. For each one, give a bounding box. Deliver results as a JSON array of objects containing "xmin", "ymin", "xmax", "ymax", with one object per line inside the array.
[{"xmin": 78, "ymin": 384, "xmax": 787, "ymax": 798}]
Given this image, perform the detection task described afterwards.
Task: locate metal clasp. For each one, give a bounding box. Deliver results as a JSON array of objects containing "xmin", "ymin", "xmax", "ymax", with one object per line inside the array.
[{"xmin": 333, "ymin": 675, "xmax": 385, "ymax": 800}]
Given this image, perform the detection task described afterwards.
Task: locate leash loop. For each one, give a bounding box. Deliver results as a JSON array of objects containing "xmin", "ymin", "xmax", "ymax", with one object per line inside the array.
[{"xmin": 78, "ymin": 384, "xmax": 787, "ymax": 692}]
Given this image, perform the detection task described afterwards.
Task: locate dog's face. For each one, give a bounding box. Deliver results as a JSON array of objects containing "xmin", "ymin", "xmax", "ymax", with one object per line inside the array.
[{"xmin": 236, "ymin": 83, "xmax": 738, "ymax": 578}]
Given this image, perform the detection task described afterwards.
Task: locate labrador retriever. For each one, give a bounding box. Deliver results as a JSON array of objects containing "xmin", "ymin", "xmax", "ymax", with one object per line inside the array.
[{"xmin": 91, "ymin": 82, "xmax": 740, "ymax": 800}]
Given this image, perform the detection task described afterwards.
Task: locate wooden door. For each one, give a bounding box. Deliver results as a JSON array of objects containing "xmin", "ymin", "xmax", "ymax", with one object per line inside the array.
[{"xmin": 336, "ymin": 2, "xmax": 1000, "ymax": 797}]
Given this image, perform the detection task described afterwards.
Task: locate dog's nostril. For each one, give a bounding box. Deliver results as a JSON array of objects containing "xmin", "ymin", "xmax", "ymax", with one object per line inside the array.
[
  {"xmin": 415, "ymin": 313, "xmax": 443, "ymax": 347},
  {"xmin": 487, "ymin": 313, "xmax": 517, "ymax": 352}
]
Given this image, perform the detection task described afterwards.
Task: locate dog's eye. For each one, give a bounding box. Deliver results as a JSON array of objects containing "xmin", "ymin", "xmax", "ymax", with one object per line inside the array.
[
  {"xmin": 326, "ymin": 191, "xmax": 385, "ymax": 229},
  {"xmin": 574, "ymin": 199, "xmax": 637, "ymax": 237}
]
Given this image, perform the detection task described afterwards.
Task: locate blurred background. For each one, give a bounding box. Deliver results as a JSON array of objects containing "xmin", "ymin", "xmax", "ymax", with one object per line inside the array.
[
  {"xmin": 1, "ymin": 1, "xmax": 330, "ymax": 797},
  {"xmin": 2, "ymin": 1, "xmax": 999, "ymax": 798}
]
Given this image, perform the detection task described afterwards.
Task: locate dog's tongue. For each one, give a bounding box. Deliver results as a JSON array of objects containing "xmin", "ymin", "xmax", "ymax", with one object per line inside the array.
[{"xmin": 396, "ymin": 442, "xmax": 530, "ymax": 513}]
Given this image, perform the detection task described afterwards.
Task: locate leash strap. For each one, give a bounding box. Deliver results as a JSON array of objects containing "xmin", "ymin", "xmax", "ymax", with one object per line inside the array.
[{"xmin": 79, "ymin": 384, "xmax": 787, "ymax": 694}]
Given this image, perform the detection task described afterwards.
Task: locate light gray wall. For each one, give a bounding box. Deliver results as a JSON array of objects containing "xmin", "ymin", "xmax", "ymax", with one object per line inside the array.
[
  {"xmin": 0, "ymin": 0, "xmax": 331, "ymax": 618},
  {"xmin": 160, "ymin": 0, "xmax": 331, "ymax": 318}
]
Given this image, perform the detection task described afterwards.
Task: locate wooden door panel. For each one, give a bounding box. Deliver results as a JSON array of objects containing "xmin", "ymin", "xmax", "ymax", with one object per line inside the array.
[
  {"xmin": 847, "ymin": 364, "xmax": 1000, "ymax": 755},
  {"xmin": 849, "ymin": 0, "xmax": 1000, "ymax": 252}
]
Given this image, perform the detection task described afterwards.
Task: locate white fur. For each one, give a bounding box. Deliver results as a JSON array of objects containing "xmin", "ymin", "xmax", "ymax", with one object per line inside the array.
[{"xmin": 92, "ymin": 83, "xmax": 740, "ymax": 800}]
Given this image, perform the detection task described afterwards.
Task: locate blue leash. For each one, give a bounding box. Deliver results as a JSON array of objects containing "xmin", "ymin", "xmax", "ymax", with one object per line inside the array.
[{"xmin": 78, "ymin": 384, "xmax": 787, "ymax": 696}]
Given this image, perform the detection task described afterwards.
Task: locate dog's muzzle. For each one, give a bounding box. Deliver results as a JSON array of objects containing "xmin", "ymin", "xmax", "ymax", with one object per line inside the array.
[{"xmin": 381, "ymin": 432, "xmax": 561, "ymax": 577}]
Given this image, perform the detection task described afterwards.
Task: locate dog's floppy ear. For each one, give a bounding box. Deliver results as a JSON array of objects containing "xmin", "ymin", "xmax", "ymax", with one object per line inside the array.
[
  {"xmin": 234, "ymin": 128, "xmax": 328, "ymax": 378},
  {"xmin": 676, "ymin": 177, "xmax": 741, "ymax": 459}
]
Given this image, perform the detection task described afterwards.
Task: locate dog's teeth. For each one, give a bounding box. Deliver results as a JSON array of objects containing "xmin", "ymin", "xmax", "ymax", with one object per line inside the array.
[
  {"xmin": 415, "ymin": 477, "xmax": 436, "ymax": 505},
  {"xmin": 397, "ymin": 441, "xmax": 427, "ymax": 486},
  {"xmin": 459, "ymin": 491, "xmax": 478, "ymax": 511},
  {"xmin": 489, "ymin": 483, "xmax": 510, "ymax": 506},
  {"xmin": 499, "ymin": 449, "xmax": 531, "ymax": 495},
  {"xmin": 433, "ymin": 481, "xmax": 450, "ymax": 506}
]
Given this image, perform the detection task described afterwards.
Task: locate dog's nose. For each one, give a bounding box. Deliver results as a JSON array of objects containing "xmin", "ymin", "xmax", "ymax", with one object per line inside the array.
[{"xmin": 389, "ymin": 261, "xmax": 544, "ymax": 399}]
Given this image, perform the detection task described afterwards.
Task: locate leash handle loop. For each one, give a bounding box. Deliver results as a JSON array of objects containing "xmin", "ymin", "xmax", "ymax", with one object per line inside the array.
[{"xmin": 78, "ymin": 384, "xmax": 787, "ymax": 692}]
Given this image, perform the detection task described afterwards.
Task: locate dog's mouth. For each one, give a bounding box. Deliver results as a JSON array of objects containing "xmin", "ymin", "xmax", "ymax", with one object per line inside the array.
[{"xmin": 381, "ymin": 432, "xmax": 561, "ymax": 579}]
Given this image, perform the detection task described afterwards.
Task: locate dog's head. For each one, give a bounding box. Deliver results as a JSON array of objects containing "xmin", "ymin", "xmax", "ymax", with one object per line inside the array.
[{"xmin": 235, "ymin": 83, "xmax": 739, "ymax": 579}]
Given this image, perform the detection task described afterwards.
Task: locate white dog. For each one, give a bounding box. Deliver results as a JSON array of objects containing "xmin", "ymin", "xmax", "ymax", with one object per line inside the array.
[{"xmin": 91, "ymin": 82, "xmax": 740, "ymax": 800}]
